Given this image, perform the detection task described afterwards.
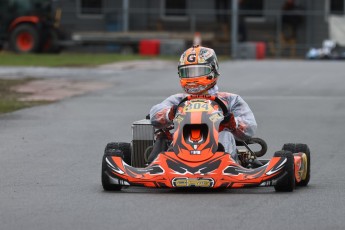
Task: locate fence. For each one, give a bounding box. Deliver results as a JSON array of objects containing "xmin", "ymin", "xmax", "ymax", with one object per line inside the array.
[{"xmin": 59, "ymin": 4, "xmax": 341, "ymax": 58}]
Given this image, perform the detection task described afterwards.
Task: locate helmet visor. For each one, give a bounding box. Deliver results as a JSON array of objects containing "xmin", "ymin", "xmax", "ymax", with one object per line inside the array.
[{"xmin": 178, "ymin": 65, "xmax": 212, "ymax": 78}]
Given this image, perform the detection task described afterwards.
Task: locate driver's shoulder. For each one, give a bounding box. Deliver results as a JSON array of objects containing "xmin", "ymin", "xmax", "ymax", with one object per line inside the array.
[
  {"xmin": 217, "ymin": 92, "xmax": 240, "ymax": 99},
  {"xmin": 166, "ymin": 93, "xmax": 187, "ymax": 103},
  {"xmin": 216, "ymin": 92, "xmax": 244, "ymax": 107},
  {"xmin": 169, "ymin": 93, "xmax": 186, "ymax": 99}
]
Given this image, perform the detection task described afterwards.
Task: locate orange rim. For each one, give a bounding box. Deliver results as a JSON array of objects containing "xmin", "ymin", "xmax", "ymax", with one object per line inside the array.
[{"xmin": 16, "ymin": 32, "xmax": 34, "ymax": 52}]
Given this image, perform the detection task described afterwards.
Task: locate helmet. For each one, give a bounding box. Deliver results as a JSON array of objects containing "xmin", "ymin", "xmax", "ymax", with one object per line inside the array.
[{"xmin": 178, "ymin": 45, "xmax": 219, "ymax": 94}]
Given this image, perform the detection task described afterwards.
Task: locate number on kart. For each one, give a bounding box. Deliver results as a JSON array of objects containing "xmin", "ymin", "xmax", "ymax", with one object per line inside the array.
[{"xmin": 183, "ymin": 102, "xmax": 210, "ymax": 112}]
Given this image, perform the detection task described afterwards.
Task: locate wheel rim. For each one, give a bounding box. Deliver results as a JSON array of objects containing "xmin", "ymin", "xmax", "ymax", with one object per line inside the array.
[
  {"xmin": 16, "ymin": 32, "xmax": 34, "ymax": 52},
  {"xmin": 301, "ymin": 153, "xmax": 308, "ymax": 180}
]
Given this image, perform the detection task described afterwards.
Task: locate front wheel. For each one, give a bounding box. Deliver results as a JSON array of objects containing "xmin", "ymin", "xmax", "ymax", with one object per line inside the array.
[
  {"xmin": 282, "ymin": 143, "xmax": 310, "ymax": 186},
  {"xmin": 9, "ymin": 24, "xmax": 40, "ymax": 53},
  {"xmin": 102, "ymin": 156, "xmax": 122, "ymax": 191},
  {"xmin": 274, "ymin": 150, "xmax": 295, "ymax": 192},
  {"xmin": 101, "ymin": 142, "xmax": 131, "ymax": 191}
]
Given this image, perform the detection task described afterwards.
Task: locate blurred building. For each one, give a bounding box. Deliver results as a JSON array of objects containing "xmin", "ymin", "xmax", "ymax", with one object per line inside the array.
[{"xmin": 55, "ymin": 0, "xmax": 345, "ymax": 57}]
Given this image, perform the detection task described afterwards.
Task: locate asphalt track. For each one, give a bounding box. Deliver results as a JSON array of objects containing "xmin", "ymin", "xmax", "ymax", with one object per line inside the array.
[{"xmin": 1, "ymin": 60, "xmax": 345, "ymax": 230}]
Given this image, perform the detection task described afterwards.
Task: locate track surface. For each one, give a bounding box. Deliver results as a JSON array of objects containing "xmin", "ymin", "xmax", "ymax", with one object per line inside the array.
[{"xmin": 1, "ymin": 60, "xmax": 345, "ymax": 230}]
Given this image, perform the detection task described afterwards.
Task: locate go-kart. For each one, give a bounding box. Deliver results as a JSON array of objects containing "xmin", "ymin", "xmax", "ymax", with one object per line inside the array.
[{"xmin": 102, "ymin": 95, "xmax": 310, "ymax": 192}]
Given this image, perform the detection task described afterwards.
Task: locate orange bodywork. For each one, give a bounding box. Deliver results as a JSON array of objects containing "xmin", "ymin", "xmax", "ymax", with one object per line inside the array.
[{"xmin": 106, "ymin": 153, "xmax": 287, "ymax": 189}]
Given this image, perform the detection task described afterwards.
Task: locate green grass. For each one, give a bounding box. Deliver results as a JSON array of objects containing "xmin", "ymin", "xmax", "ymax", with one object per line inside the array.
[
  {"xmin": 0, "ymin": 52, "xmax": 179, "ymax": 67},
  {"xmin": 0, "ymin": 78, "xmax": 48, "ymax": 114}
]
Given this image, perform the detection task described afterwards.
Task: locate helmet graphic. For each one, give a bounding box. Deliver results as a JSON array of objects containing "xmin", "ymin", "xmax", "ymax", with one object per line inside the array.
[{"xmin": 178, "ymin": 45, "xmax": 219, "ymax": 94}]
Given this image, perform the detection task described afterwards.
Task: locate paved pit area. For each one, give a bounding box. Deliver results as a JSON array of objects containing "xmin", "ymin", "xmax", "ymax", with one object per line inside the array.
[{"xmin": 12, "ymin": 79, "xmax": 111, "ymax": 101}]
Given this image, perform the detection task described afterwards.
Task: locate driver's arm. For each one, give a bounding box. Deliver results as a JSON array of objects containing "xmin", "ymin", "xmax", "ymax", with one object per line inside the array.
[
  {"xmin": 150, "ymin": 94, "xmax": 185, "ymax": 129},
  {"xmin": 226, "ymin": 94, "xmax": 257, "ymax": 140}
]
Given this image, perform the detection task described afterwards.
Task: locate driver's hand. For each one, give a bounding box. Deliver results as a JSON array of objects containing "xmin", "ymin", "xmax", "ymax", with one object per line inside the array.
[
  {"xmin": 220, "ymin": 113, "xmax": 237, "ymax": 132},
  {"xmin": 168, "ymin": 105, "xmax": 178, "ymax": 121}
]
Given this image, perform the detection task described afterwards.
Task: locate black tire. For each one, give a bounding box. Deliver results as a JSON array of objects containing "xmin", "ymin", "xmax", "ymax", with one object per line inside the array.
[
  {"xmin": 104, "ymin": 142, "xmax": 131, "ymax": 165},
  {"xmin": 9, "ymin": 24, "xmax": 40, "ymax": 53},
  {"xmin": 274, "ymin": 150, "xmax": 295, "ymax": 192},
  {"xmin": 101, "ymin": 142, "xmax": 131, "ymax": 191},
  {"xmin": 102, "ymin": 156, "xmax": 122, "ymax": 191},
  {"xmin": 282, "ymin": 143, "xmax": 310, "ymax": 186}
]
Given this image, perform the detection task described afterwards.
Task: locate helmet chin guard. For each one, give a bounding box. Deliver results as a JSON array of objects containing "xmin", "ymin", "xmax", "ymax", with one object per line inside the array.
[
  {"xmin": 178, "ymin": 46, "xmax": 219, "ymax": 94},
  {"xmin": 181, "ymin": 77, "xmax": 217, "ymax": 94}
]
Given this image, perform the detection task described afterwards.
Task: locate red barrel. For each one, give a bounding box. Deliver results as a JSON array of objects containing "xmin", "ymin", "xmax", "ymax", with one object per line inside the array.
[
  {"xmin": 256, "ymin": 42, "xmax": 266, "ymax": 60},
  {"xmin": 139, "ymin": 39, "xmax": 160, "ymax": 56}
]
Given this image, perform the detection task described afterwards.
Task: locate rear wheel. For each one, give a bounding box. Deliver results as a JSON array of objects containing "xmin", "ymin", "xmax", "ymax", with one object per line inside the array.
[
  {"xmin": 101, "ymin": 142, "xmax": 131, "ymax": 191},
  {"xmin": 274, "ymin": 150, "xmax": 295, "ymax": 192},
  {"xmin": 282, "ymin": 143, "xmax": 310, "ymax": 186},
  {"xmin": 43, "ymin": 29, "xmax": 62, "ymax": 53},
  {"xmin": 10, "ymin": 24, "xmax": 40, "ymax": 53},
  {"xmin": 105, "ymin": 142, "xmax": 131, "ymax": 165}
]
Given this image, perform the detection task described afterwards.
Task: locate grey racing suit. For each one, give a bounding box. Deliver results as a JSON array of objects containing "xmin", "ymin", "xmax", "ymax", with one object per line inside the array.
[{"xmin": 149, "ymin": 86, "xmax": 257, "ymax": 160}]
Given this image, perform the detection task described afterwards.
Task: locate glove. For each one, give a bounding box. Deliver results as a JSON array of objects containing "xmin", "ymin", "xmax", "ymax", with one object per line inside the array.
[
  {"xmin": 168, "ymin": 105, "xmax": 178, "ymax": 121},
  {"xmin": 220, "ymin": 113, "xmax": 237, "ymax": 132}
]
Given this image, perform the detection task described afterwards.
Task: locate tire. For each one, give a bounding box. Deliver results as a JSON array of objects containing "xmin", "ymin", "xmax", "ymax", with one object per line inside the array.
[
  {"xmin": 101, "ymin": 142, "xmax": 131, "ymax": 191},
  {"xmin": 282, "ymin": 143, "xmax": 310, "ymax": 186},
  {"xmin": 104, "ymin": 142, "xmax": 131, "ymax": 165},
  {"xmin": 102, "ymin": 156, "xmax": 122, "ymax": 191},
  {"xmin": 9, "ymin": 24, "xmax": 40, "ymax": 53},
  {"xmin": 274, "ymin": 150, "xmax": 295, "ymax": 192}
]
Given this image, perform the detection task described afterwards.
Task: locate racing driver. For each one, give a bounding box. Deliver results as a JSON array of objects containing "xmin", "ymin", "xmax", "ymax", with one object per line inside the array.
[{"xmin": 149, "ymin": 45, "xmax": 257, "ymax": 163}]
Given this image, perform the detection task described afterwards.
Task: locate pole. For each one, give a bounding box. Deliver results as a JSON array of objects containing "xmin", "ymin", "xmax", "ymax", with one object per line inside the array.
[
  {"xmin": 306, "ymin": 0, "xmax": 312, "ymax": 56},
  {"xmin": 123, "ymin": 0, "xmax": 129, "ymax": 32},
  {"xmin": 231, "ymin": 0, "xmax": 238, "ymax": 59},
  {"xmin": 276, "ymin": 13, "xmax": 282, "ymax": 58}
]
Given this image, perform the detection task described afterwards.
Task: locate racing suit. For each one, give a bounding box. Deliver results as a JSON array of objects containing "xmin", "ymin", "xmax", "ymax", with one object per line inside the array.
[{"xmin": 149, "ymin": 85, "xmax": 257, "ymax": 160}]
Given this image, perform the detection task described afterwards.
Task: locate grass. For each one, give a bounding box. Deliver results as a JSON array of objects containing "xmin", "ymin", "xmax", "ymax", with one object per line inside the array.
[
  {"xmin": 0, "ymin": 52, "xmax": 228, "ymax": 67},
  {"xmin": 0, "ymin": 52, "xmax": 179, "ymax": 67},
  {"xmin": 0, "ymin": 78, "xmax": 48, "ymax": 114}
]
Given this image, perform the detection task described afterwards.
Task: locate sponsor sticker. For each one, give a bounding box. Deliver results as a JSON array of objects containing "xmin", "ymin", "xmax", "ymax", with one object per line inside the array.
[
  {"xmin": 187, "ymin": 54, "xmax": 196, "ymax": 62},
  {"xmin": 190, "ymin": 150, "xmax": 201, "ymax": 155},
  {"xmin": 209, "ymin": 113, "xmax": 223, "ymax": 122},
  {"xmin": 204, "ymin": 51, "xmax": 213, "ymax": 59},
  {"xmin": 172, "ymin": 178, "xmax": 214, "ymax": 187},
  {"xmin": 175, "ymin": 115, "xmax": 184, "ymax": 123}
]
